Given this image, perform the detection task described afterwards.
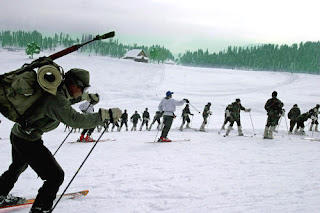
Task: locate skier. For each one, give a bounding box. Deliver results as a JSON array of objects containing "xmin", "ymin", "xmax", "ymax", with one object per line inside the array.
[
  {"xmin": 119, "ymin": 109, "xmax": 129, "ymax": 131},
  {"xmin": 179, "ymin": 104, "xmax": 194, "ymax": 131},
  {"xmin": 130, "ymin": 111, "xmax": 142, "ymax": 131},
  {"xmin": 78, "ymin": 94, "xmax": 100, "ymax": 142},
  {"xmin": 111, "ymin": 121, "xmax": 120, "ymax": 132},
  {"xmin": 263, "ymin": 91, "xmax": 284, "ymax": 139},
  {"xmin": 139, "ymin": 108, "xmax": 150, "ymax": 131},
  {"xmin": 309, "ymin": 104, "xmax": 320, "ymax": 131},
  {"xmin": 148, "ymin": 111, "xmax": 163, "ymax": 131},
  {"xmin": 158, "ymin": 91, "xmax": 188, "ymax": 142},
  {"xmin": 296, "ymin": 112, "xmax": 312, "ymax": 135},
  {"xmin": 199, "ymin": 102, "xmax": 212, "ymax": 131},
  {"xmin": 0, "ymin": 68, "xmax": 122, "ymax": 212},
  {"xmin": 225, "ymin": 99, "xmax": 251, "ymax": 136},
  {"xmin": 220, "ymin": 104, "xmax": 232, "ymax": 131},
  {"xmin": 287, "ymin": 104, "xmax": 301, "ymax": 134}
]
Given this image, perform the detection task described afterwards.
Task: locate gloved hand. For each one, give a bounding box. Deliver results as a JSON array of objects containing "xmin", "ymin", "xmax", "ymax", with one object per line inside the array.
[
  {"xmin": 183, "ymin": 99, "xmax": 190, "ymax": 103},
  {"xmin": 82, "ymin": 93, "xmax": 100, "ymax": 105},
  {"xmin": 208, "ymin": 111, "xmax": 212, "ymax": 115},
  {"xmin": 311, "ymin": 115, "xmax": 317, "ymax": 120},
  {"xmin": 191, "ymin": 114, "xmax": 194, "ymax": 116},
  {"xmin": 245, "ymin": 108, "xmax": 251, "ymax": 112},
  {"xmin": 99, "ymin": 108, "xmax": 122, "ymax": 122}
]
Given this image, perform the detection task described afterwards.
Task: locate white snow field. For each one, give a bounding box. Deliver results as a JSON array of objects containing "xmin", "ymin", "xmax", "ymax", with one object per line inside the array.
[{"xmin": 0, "ymin": 50, "xmax": 320, "ymax": 213}]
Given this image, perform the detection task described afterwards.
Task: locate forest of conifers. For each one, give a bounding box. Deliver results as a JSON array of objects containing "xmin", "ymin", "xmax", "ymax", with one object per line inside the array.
[{"xmin": 0, "ymin": 30, "xmax": 319, "ymax": 74}]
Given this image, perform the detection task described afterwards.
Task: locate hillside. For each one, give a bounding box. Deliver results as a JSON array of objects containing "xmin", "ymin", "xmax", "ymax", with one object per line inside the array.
[{"xmin": 0, "ymin": 50, "xmax": 320, "ymax": 212}]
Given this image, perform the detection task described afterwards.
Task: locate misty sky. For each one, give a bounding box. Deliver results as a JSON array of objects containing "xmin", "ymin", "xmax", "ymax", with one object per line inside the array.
[{"xmin": 1, "ymin": 0, "xmax": 320, "ymax": 54}]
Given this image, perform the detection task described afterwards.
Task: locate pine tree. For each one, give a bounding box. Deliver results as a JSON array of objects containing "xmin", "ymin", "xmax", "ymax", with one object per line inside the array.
[{"xmin": 25, "ymin": 42, "xmax": 40, "ymax": 59}]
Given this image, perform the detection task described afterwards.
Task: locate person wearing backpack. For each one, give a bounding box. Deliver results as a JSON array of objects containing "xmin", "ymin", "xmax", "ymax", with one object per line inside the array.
[
  {"xmin": 139, "ymin": 108, "xmax": 150, "ymax": 131},
  {"xmin": 264, "ymin": 91, "xmax": 284, "ymax": 139},
  {"xmin": 287, "ymin": 104, "xmax": 301, "ymax": 134},
  {"xmin": 0, "ymin": 68, "xmax": 122, "ymax": 213},
  {"xmin": 130, "ymin": 111, "xmax": 142, "ymax": 131}
]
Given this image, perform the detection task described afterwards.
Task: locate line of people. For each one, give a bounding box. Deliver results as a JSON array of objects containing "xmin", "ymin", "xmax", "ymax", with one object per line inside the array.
[{"xmin": 76, "ymin": 90, "xmax": 319, "ymax": 142}]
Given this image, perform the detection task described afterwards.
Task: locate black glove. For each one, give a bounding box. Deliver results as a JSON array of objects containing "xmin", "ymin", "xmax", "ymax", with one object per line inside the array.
[{"xmin": 183, "ymin": 99, "xmax": 189, "ymax": 103}]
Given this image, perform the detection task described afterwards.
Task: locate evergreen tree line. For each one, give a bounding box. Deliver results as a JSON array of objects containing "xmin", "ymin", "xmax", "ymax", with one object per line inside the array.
[
  {"xmin": 179, "ymin": 42, "xmax": 320, "ymax": 74},
  {"xmin": 0, "ymin": 30, "xmax": 174, "ymax": 63},
  {"xmin": 1, "ymin": 30, "xmax": 319, "ymax": 73}
]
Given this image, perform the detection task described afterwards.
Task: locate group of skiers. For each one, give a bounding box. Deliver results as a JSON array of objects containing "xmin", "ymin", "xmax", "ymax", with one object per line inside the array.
[
  {"xmin": 76, "ymin": 90, "xmax": 319, "ymax": 142},
  {"xmin": 0, "ymin": 63, "xmax": 318, "ymax": 212}
]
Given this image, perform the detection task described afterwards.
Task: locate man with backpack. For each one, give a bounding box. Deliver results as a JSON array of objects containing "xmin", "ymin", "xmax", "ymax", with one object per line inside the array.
[
  {"xmin": 130, "ymin": 111, "xmax": 142, "ymax": 131},
  {"xmin": 225, "ymin": 99, "xmax": 251, "ymax": 136},
  {"xmin": 119, "ymin": 109, "xmax": 129, "ymax": 131},
  {"xmin": 0, "ymin": 67, "xmax": 122, "ymax": 213},
  {"xmin": 139, "ymin": 108, "xmax": 150, "ymax": 131},
  {"xmin": 179, "ymin": 104, "xmax": 193, "ymax": 131},
  {"xmin": 199, "ymin": 102, "xmax": 212, "ymax": 131},
  {"xmin": 287, "ymin": 104, "xmax": 301, "ymax": 134},
  {"xmin": 264, "ymin": 91, "xmax": 284, "ymax": 139},
  {"xmin": 148, "ymin": 111, "xmax": 163, "ymax": 131}
]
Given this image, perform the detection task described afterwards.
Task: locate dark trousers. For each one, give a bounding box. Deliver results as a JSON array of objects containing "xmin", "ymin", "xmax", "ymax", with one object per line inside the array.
[
  {"xmin": 161, "ymin": 115, "xmax": 174, "ymax": 138},
  {"xmin": 0, "ymin": 132, "xmax": 64, "ymax": 210},
  {"xmin": 81, "ymin": 127, "xmax": 95, "ymax": 136},
  {"xmin": 229, "ymin": 118, "xmax": 241, "ymax": 127},
  {"xmin": 120, "ymin": 121, "xmax": 128, "ymax": 128},
  {"xmin": 289, "ymin": 120, "xmax": 297, "ymax": 131}
]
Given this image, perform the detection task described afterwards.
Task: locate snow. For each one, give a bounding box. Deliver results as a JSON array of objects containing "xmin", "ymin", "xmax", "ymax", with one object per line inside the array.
[{"xmin": 0, "ymin": 50, "xmax": 320, "ymax": 213}]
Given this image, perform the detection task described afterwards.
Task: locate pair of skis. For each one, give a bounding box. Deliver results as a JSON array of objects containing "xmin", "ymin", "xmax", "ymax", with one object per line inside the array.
[
  {"xmin": 0, "ymin": 190, "xmax": 88, "ymax": 212},
  {"xmin": 68, "ymin": 138, "xmax": 116, "ymax": 143}
]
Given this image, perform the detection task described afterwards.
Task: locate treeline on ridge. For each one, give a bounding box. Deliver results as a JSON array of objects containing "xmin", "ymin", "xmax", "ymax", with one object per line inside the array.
[{"xmin": 0, "ymin": 30, "xmax": 319, "ymax": 74}]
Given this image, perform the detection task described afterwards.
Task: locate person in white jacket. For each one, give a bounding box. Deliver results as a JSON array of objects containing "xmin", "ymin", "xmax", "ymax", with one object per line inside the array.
[
  {"xmin": 158, "ymin": 91, "xmax": 188, "ymax": 142},
  {"xmin": 78, "ymin": 93, "xmax": 99, "ymax": 142}
]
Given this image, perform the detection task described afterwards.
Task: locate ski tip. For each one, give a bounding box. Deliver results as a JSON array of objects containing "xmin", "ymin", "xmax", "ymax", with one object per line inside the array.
[{"xmin": 81, "ymin": 190, "xmax": 89, "ymax": 196}]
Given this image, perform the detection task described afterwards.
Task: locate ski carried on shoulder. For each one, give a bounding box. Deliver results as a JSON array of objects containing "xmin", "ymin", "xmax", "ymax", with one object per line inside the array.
[
  {"xmin": 146, "ymin": 139, "xmax": 190, "ymax": 143},
  {"xmin": 68, "ymin": 139, "xmax": 116, "ymax": 143},
  {"xmin": 0, "ymin": 190, "xmax": 89, "ymax": 212}
]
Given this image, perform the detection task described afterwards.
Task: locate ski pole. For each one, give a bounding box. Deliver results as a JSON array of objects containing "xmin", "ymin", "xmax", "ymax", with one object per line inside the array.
[
  {"xmin": 154, "ymin": 125, "xmax": 161, "ymax": 142},
  {"xmin": 276, "ymin": 116, "xmax": 282, "ymax": 132},
  {"xmin": 248, "ymin": 112, "xmax": 256, "ymax": 136},
  {"xmin": 189, "ymin": 103, "xmax": 200, "ymax": 114},
  {"xmin": 51, "ymin": 114, "xmax": 112, "ymax": 212},
  {"xmin": 53, "ymin": 103, "xmax": 93, "ymax": 156},
  {"xmin": 206, "ymin": 115, "xmax": 211, "ymax": 128},
  {"xmin": 284, "ymin": 115, "xmax": 291, "ymax": 140}
]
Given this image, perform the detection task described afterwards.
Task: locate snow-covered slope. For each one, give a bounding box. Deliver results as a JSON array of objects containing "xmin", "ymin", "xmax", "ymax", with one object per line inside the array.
[{"xmin": 0, "ymin": 50, "xmax": 320, "ymax": 213}]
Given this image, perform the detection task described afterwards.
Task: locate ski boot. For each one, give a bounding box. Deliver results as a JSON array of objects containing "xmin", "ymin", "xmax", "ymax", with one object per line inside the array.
[
  {"xmin": 158, "ymin": 137, "xmax": 171, "ymax": 142},
  {"xmin": 0, "ymin": 194, "xmax": 26, "ymax": 207},
  {"xmin": 85, "ymin": 135, "xmax": 95, "ymax": 142},
  {"xmin": 77, "ymin": 134, "xmax": 85, "ymax": 142}
]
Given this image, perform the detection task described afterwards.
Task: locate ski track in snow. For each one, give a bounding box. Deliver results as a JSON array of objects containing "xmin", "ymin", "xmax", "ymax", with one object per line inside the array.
[{"xmin": 0, "ymin": 50, "xmax": 320, "ymax": 213}]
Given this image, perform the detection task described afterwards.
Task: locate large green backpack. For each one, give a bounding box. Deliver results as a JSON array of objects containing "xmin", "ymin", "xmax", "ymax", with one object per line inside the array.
[{"xmin": 0, "ymin": 57, "xmax": 63, "ymax": 125}]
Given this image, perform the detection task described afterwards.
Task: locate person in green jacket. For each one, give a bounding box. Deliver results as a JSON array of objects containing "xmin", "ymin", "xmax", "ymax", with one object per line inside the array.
[
  {"xmin": 0, "ymin": 68, "xmax": 121, "ymax": 212},
  {"xmin": 139, "ymin": 108, "xmax": 150, "ymax": 131},
  {"xmin": 225, "ymin": 99, "xmax": 251, "ymax": 136},
  {"xmin": 130, "ymin": 111, "xmax": 142, "ymax": 131},
  {"xmin": 180, "ymin": 104, "xmax": 193, "ymax": 131},
  {"xmin": 264, "ymin": 91, "xmax": 284, "ymax": 139},
  {"xmin": 199, "ymin": 102, "xmax": 212, "ymax": 131},
  {"xmin": 287, "ymin": 104, "xmax": 301, "ymax": 134},
  {"xmin": 296, "ymin": 112, "xmax": 311, "ymax": 135}
]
